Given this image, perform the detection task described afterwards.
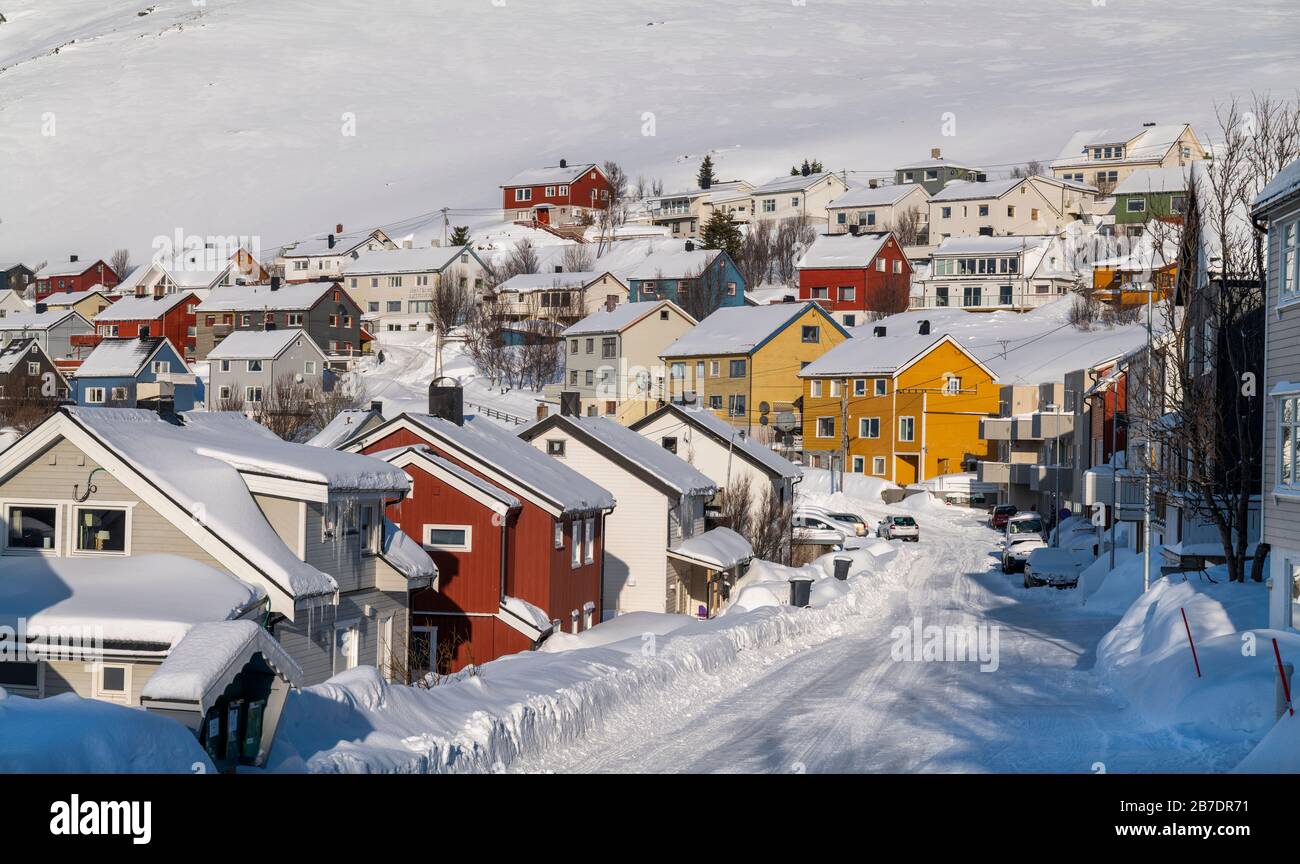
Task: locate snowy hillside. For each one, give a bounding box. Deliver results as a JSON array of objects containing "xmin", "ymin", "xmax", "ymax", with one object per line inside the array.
[{"xmin": 2, "ymin": 0, "xmax": 1297, "ymax": 262}]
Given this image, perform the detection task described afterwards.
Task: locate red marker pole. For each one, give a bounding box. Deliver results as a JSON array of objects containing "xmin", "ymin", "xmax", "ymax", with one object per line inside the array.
[
  {"xmin": 1180, "ymin": 607, "xmax": 1201, "ymax": 678},
  {"xmin": 1273, "ymin": 638, "xmax": 1294, "ymax": 717}
]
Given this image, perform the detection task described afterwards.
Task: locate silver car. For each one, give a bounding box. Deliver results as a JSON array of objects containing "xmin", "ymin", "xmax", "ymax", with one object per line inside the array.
[{"xmin": 876, "ymin": 515, "xmax": 920, "ymax": 542}]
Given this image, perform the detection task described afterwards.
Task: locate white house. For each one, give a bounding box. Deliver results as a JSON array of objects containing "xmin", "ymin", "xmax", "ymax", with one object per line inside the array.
[
  {"xmin": 1049, "ymin": 123, "xmax": 1207, "ymax": 193},
  {"xmin": 277, "ymin": 226, "xmax": 398, "ymax": 281},
  {"xmin": 927, "ymin": 176, "xmax": 1101, "ymax": 240},
  {"xmin": 827, "ymin": 183, "xmax": 930, "ymax": 236},
  {"xmin": 749, "ymin": 172, "xmax": 850, "ymax": 227},
  {"xmin": 342, "ymin": 245, "xmax": 490, "ymax": 331},
  {"xmin": 911, "ymin": 234, "xmax": 1080, "ymax": 311}
]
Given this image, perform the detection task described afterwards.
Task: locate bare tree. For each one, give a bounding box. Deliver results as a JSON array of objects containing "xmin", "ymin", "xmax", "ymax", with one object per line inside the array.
[
  {"xmin": 772, "ymin": 215, "xmax": 816, "ymax": 285},
  {"xmin": 1010, "ymin": 160, "xmax": 1045, "ymax": 179},
  {"xmin": 737, "ymin": 219, "xmax": 776, "ymax": 289},
  {"xmin": 885, "ymin": 206, "xmax": 926, "ymax": 246},
  {"xmin": 109, "ymin": 248, "xmax": 132, "ymax": 281},
  {"xmin": 677, "ymin": 262, "xmax": 730, "ymax": 321},
  {"xmin": 429, "ymin": 266, "xmax": 475, "ymax": 378},
  {"xmin": 561, "ymin": 243, "xmax": 594, "ymax": 273}
]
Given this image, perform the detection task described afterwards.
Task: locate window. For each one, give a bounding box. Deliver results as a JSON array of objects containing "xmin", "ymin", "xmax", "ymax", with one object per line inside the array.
[
  {"xmin": 762, "ymin": 199, "xmax": 776, "ymax": 213},
  {"xmin": 423, "ymin": 524, "xmax": 472, "ymax": 551},
  {"xmin": 837, "ymin": 286, "xmax": 855, "ymax": 302},
  {"xmin": 941, "ymin": 207, "xmax": 952, "ymax": 219},
  {"xmin": 728, "ymin": 394, "xmax": 746, "ymax": 416},
  {"xmin": 515, "ymin": 188, "xmax": 532, "ymax": 202},
  {"xmin": 874, "ymin": 378, "xmax": 886, "ymax": 396},
  {"xmin": 5, "ymin": 504, "xmax": 57, "ymax": 552},
  {"xmin": 93, "ymin": 664, "xmax": 131, "ymax": 705},
  {"xmin": 333, "ymin": 622, "xmax": 359, "ymax": 676},
  {"xmin": 1279, "ymin": 218, "xmax": 1300, "ymax": 304},
  {"xmin": 810, "ymin": 286, "xmax": 829, "ymax": 300},
  {"xmin": 602, "ymin": 337, "xmax": 617, "ymax": 359},
  {"xmin": 110, "ymin": 387, "xmax": 128, "ymax": 401},
  {"xmin": 811, "ymin": 380, "xmax": 822, "ymax": 398},
  {"xmin": 661, "ymin": 436, "xmax": 678, "ymax": 454},
  {"xmin": 84, "ymin": 387, "xmax": 105, "ymax": 404},
  {"xmin": 816, "ymin": 416, "xmax": 835, "ymax": 438},
  {"xmin": 74, "ymin": 506, "xmax": 127, "ymax": 553},
  {"xmin": 569, "ymin": 370, "xmax": 578, "ymax": 386},
  {"xmin": 570, "ymin": 338, "xmax": 579, "ymax": 354},
  {"xmin": 852, "ymin": 455, "xmax": 865, "ymax": 473},
  {"xmin": 26, "ymin": 360, "xmax": 39, "ymax": 376},
  {"xmin": 876, "ymin": 258, "xmax": 886, "ymax": 272},
  {"xmin": 585, "ymin": 338, "xmax": 594, "ymax": 354},
  {"xmin": 247, "ymin": 359, "xmax": 263, "ymax": 372},
  {"xmin": 150, "ymin": 360, "xmax": 170, "ymax": 375},
  {"xmin": 585, "ymin": 370, "xmax": 594, "ymax": 386},
  {"xmin": 729, "ymin": 359, "xmax": 746, "ymax": 378},
  {"xmin": 584, "ymin": 516, "xmax": 595, "ymax": 563},
  {"xmin": 359, "ymin": 504, "xmax": 379, "ymax": 556},
  {"xmin": 872, "ymin": 456, "xmax": 886, "ymax": 475},
  {"xmin": 829, "ymin": 379, "xmax": 841, "ymax": 397},
  {"xmin": 218, "ymin": 385, "xmax": 231, "ymax": 400},
  {"xmin": 854, "ymin": 379, "xmax": 866, "ymax": 396},
  {"xmin": 899, "ymin": 416, "xmax": 915, "ymax": 442},
  {"xmin": 1126, "ymin": 198, "xmax": 1146, "ymax": 213},
  {"xmin": 545, "ymin": 185, "xmax": 556, "ymax": 196},
  {"xmin": 894, "ymin": 260, "xmax": 903, "ymax": 274},
  {"xmin": 554, "ymin": 521, "xmax": 564, "ymax": 549},
  {"xmin": 0, "ymin": 661, "xmax": 41, "ymax": 696},
  {"xmin": 708, "ymin": 394, "xmax": 723, "ymax": 410},
  {"xmin": 978, "ymin": 205, "xmax": 989, "ymax": 217},
  {"xmin": 859, "ymin": 417, "xmax": 880, "ymax": 438},
  {"xmin": 547, "ymin": 439, "xmax": 566, "ymax": 457},
  {"xmin": 245, "ymin": 386, "xmax": 264, "ymax": 403},
  {"xmin": 571, "ymin": 520, "xmax": 582, "ymax": 568},
  {"xmin": 304, "ymin": 360, "xmax": 316, "ymax": 375},
  {"xmin": 386, "ymin": 300, "xmax": 402, "ymax": 312},
  {"xmin": 287, "ymin": 313, "xmax": 304, "ymax": 326},
  {"xmin": 925, "ymin": 170, "xmax": 938, "ymax": 181}
]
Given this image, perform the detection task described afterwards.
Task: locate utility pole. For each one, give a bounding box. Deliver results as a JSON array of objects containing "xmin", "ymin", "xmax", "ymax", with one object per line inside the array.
[
  {"xmin": 1142, "ymin": 288, "xmax": 1153, "ymax": 591},
  {"xmin": 441, "ymin": 207, "xmax": 449, "ymax": 246},
  {"xmin": 1110, "ymin": 372, "xmax": 1119, "ymax": 571},
  {"xmin": 839, "ymin": 378, "xmax": 849, "ymax": 492}
]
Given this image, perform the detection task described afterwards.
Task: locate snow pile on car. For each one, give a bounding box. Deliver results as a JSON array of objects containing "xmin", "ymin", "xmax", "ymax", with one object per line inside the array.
[{"xmin": 266, "ymin": 545, "xmax": 911, "ymax": 774}]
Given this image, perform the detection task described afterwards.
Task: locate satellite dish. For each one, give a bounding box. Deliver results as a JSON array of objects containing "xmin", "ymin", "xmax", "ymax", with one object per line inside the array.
[
  {"xmin": 758, "ymin": 401, "xmax": 771, "ymax": 415},
  {"xmin": 774, "ymin": 410, "xmax": 797, "ymax": 432},
  {"xmin": 759, "ymin": 415, "xmax": 769, "ymax": 426}
]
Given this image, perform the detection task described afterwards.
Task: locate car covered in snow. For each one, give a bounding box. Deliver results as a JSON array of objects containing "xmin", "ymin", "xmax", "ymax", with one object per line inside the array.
[
  {"xmin": 791, "ymin": 513, "xmax": 846, "ymax": 546},
  {"xmin": 795, "ymin": 506, "xmax": 866, "ymax": 538},
  {"xmin": 1001, "ymin": 512, "xmax": 1046, "ymax": 573},
  {"xmin": 987, "ymin": 503, "xmax": 1018, "ymax": 529},
  {"xmin": 1022, "ymin": 546, "xmax": 1089, "ymax": 589},
  {"xmin": 876, "ymin": 515, "xmax": 920, "ymax": 542}
]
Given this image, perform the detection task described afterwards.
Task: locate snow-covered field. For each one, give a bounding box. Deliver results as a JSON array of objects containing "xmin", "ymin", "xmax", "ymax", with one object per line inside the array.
[{"xmin": 3, "ymin": 0, "xmax": 1297, "ymax": 262}]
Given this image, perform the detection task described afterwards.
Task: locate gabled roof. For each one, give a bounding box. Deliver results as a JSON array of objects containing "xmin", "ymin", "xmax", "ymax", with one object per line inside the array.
[
  {"xmin": 751, "ymin": 171, "xmax": 844, "ymax": 195},
  {"xmin": 41, "ymin": 288, "xmax": 112, "ymax": 307},
  {"xmin": 629, "ymin": 403, "xmax": 802, "ymax": 480},
  {"xmin": 562, "ymin": 299, "xmax": 694, "ymax": 337},
  {"xmin": 796, "ymin": 232, "xmax": 893, "ymax": 269},
  {"xmin": 93, "ymin": 290, "xmax": 200, "ymax": 323},
  {"xmin": 0, "ymin": 309, "xmax": 90, "ymax": 331},
  {"xmin": 369, "ymin": 443, "xmax": 522, "ymax": 513},
  {"xmin": 625, "ymin": 248, "xmax": 726, "ymax": 281},
  {"xmin": 73, "ymin": 337, "xmax": 181, "ymax": 378},
  {"xmin": 39, "ymin": 259, "xmax": 110, "ymax": 278},
  {"xmin": 1051, "ymin": 123, "xmax": 1194, "ymax": 168},
  {"xmin": 1254, "ymin": 157, "xmax": 1300, "ymax": 215},
  {"xmin": 828, "ymin": 183, "xmax": 926, "ymax": 209},
  {"xmin": 206, "ymin": 328, "xmax": 322, "ymax": 361},
  {"xmin": 799, "ymin": 331, "xmax": 996, "ymax": 381},
  {"xmin": 520, "ymin": 414, "xmax": 716, "ymax": 499},
  {"xmin": 929, "ymin": 177, "xmax": 1025, "ymax": 203},
  {"xmin": 305, "ymin": 405, "xmax": 385, "ymax": 449},
  {"xmin": 195, "ymin": 281, "xmax": 342, "ymax": 312},
  {"xmin": 502, "ymin": 162, "xmax": 601, "ymax": 188},
  {"xmin": 0, "ymin": 337, "xmax": 48, "ymax": 375},
  {"xmin": 896, "ymin": 156, "xmax": 980, "ymax": 172},
  {"xmin": 281, "ymin": 228, "xmax": 390, "ymax": 259},
  {"xmin": 346, "ymin": 412, "xmax": 616, "ymax": 517},
  {"xmin": 931, "ymin": 235, "xmax": 1055, "ymax": 257},
  {"xmin": 1111, "ymin": 166, "xmax": 1192, "ymax": 196},
  {"xmin": 495, "ymin": 270, "xmax": 612, "ymax": 293},
  {"xmin": 660, "ymin": 301, "xmax": 847, "ymax": 359},
  {"xmin": 342, "ymin": 245, "xmax": 483, "ymax": 276}
]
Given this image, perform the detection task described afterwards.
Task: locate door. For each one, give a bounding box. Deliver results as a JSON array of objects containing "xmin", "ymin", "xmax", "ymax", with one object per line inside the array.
[
  {"xmin": 378, "ymin": 614, "xmax": 394, "ymax": 681},
  {"xmin": 536, "ymin": 206, "xmax": 550, "ymax": 225},
  {"xmin": 333, "ymin": 621, "xmax": 359, "ymax": 676},
  {"xmin": 409, "ymin": 624, "xmax": 436, "ymax": 683}
]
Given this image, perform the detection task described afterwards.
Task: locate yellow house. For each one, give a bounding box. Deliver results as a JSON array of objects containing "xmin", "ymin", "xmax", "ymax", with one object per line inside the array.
[
  {"xmin": 660, "ymin": 302, "xmax": 849, "ymax": 436},
  {"xmin": 800, "ymin": 326, "xmax": 1000, "ymax": 485},
  {"xmin": 40, "ymin": 288, "xmax": 114, "ymax": 322}
]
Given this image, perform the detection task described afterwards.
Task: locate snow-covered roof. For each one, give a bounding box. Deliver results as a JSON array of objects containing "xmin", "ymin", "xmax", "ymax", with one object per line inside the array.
[
  {"xmin": 141, "ymin": 620, "xmax": 302, "ymax": 712},
  {"xmin": 306, "ymin": 406, "xmax": 384, "ymax": 449},
  {"xmin": 800, "ymin": 332, "xmax": 953, "ymax": 378},
  {"xmin": 0, "ymin": 338, "xmax": 42, "ymax": 375},
  {"xmin": 380, "ymin": 518, "xmax": 438, "ymax": 583},
  {"xmin": 797, "ymin": 232, "xmax": 891, "ymax": 269},
  {"xmin": 195, "ymin": 281, "xmax": 337, "ymax": 312},
  {"xmin": 0, "ymin": 309, "xmax": 85, "ymax": 331},
  {"xmin": 896, "ymin": 156, "xmax": 979, "ymax": 171},
  {"xmin": 369, "ymin": 443, "xmax": 522, "ymax": 510},
  {"xmin": 398, "ymin": 413, "xmax": 616, "ymax": 515},
  {"xmin": 496, "ymin": 271, "xmax": 606, "ymax": 292},
  {"xmin": 524, "ymin": 415, "xmax": 717, "ymax": 498},
  {"xmin": 40, "ymin": 259, "xmax": 103, "ymax": 277},
  {"xmin": 625, "ymin": 248, "xmax": 723, "ymax": 281},
  {"xmin": 828, "ymin": 184, "xmax": 924, "ymax": 209},
  {"xmin": 668, "ymin": 526, "xmax": 753, "ymax": 570},
  {"xmin": 62, "ymin": 408, "xmax": 411, "ymax": 601},
  {"xmin": 502, "ymin": 163, "xmax": 598, "ymax": 188},
  {"xmin": 931, "ymin": 235, "xmax": 1054, "ymax": 257},
  {"xmin": 72, "ymin": 337, "xmax": 179, "ymax": 378},
  {"xmin": 660, "ymin": 302, "xmax": 827, "ymax": 358},
  {"xmin": 1253, "ymin": 156, "xmax": 1300, "ymax": 215},
  {"xmin": 499, "ymin": 595, "xmax": 553, "ymax": 638},
  {"xmin": 751, "ymin": 171, "xmax": 841, "ymax": 195},
  {"xmin": 562, "ymin": 300, "xmax": 689, "ymax": 336},
  {"xmin": 634, "ymin": 404, "xmax": 802, "ymax": 480},
  {"xmin": 281, "ymin": 229, "xmax": 386, "ymax": 258},
  {"xmin": 342, "ymin": 245, "xmax": 473, "ymax": 276},
  {"xmin": 206, "ymin": 328, "xmax": 316, "ymax": 360},
  {"xmin": 41, "ymin": 288, "xmax": 111, "ymax": 306},
  {"xmin": 0, "ymin": 554, "xmax": 263, "ymax": 649},
  {"xmin": 1112, "ymin": 166, "xmax": 1192, "ymax": 196},
  {"xmin": 1051, "ymin": 124, "xmax": 1190, "ymax": 167},
  {"xmin": 929, "ymin": 177, "xmax": 1023, "ymax": 202},
  {"xmin": 93, "ymin": 291, "xmax": 198, "ymax": 322}
]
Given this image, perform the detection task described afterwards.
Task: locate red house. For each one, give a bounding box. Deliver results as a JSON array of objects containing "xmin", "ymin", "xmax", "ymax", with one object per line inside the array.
[
  {"xmin": 796, "ymin": 232, "xmax": 912, "ymax": 327},
  {"xmin": 343, "ymin": 387, "xmax": 615, "ymax": 673},
  {"xmin": 92, "ymin": 290, "xmax": 204, "ymax": 360},
  {"xmin": 500, "ymin": 159, "xmax": 613, "ymax": 226},
  {"xmin": 35, "ymin": 256, "xmax": 120, "ymax": 300}
]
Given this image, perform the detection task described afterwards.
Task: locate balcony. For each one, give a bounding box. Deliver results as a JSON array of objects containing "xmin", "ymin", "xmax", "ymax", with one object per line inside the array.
[
  {"xmin": 1031, "ymin": 412, "xmax": 1074, "ymax": 439},
  {"xmin": 1083, "ymin": 467, "xmax": 1146, "ymax": 519},
  {"xmin": 910, "ymin": 290, "xmax": 1065, "ymax": 312},
  {"xmin": 71, "ymin": 333, "xmax": 103, "ymax": 349},
  {"xmin": 977, "ymin": 461, "xmax": 1010, "ymax": 484},
  {"xmin": 980, "ymin": 417, "xmax": 1012, "ymax": 441},
  {"xmin": 1009, "ymin": 463, "xmax": 1034, "ymax": 486},
  {"xmin": 1029, "ymin": 464, "xmax": 1073, "ymax": 495}
]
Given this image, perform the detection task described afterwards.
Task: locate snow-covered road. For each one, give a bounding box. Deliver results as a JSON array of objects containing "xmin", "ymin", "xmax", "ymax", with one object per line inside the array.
[{"xmin": 521, "ymin": 510, "xmax": 1242, "ymax": 774}]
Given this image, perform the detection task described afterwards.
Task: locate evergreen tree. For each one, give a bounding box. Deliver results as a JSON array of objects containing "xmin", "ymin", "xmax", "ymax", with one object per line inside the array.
[
  {"xmin": 700, "ymin": 209, "xmax": 743, "ymax": 261},
  {"xmin": 697, "ymin": 155, "xmax": 716, "ymax": 190},
  {"xmin": 800, "ymin": 159, "xmax": 812, "ymax": 177},
  {"xmin": 449, "ymin": 225, "xmax": 471, "ymax": 246}
]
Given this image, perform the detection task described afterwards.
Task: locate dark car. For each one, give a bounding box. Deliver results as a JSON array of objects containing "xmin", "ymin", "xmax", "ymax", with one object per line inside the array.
[{"xmin": 988, "ymin": 504, "xmax": 1017, "ymax": 529}]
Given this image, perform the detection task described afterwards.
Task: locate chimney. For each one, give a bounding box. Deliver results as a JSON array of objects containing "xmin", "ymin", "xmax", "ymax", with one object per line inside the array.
[
  {"xmin": 605, "ymin": 295, "xmax": 618, "ymax": 313},
  {"xmin": 918, "ymin": 320, "xmax": 931, "ymax": 336},
  {"xmin": 560, "ymin": 391, "xmax": 581, "ymax": 417},
  {"xmin": 873, "ymin": 325, "xmax": 887, "ymax": 337},
  {"xmin": 559, "ymin": 158, "xmax": 568, "ymax": 169},
  {"xmin": 1142, "ymin": 121, "xmax": 1156, "ymax": 127},
  {"xmin": 868, "ymin": 178, "xmax": 879, "ymax": 189},
  {"xmin": 327, "ymin": 234, "xmax": 336, "ymax": 250},
  {"xmin": 270, "ymin": 276, "xmax": 282, "ymax": 291},
  {"xmin": 976, "ymin": 172, "xmax": 988, "ymax": 183},
  {"xmin": 428, "ymin": 379, "xmax": 464, "ymax": 425},
  {"xmin": 369, "ymin": 400, "xmax": 383, "ymax": 414},
  {"xmin": 34, "ymin": 302, "xmax": 47, "ymax": 314},
  {"xmin": 930, "ymin": 148, "xmax": 941, "ymax": 160},
  {"xmin": 684, "ymin": 240, "xmax": 695, "ymax": 252},
  {"xmin": 336, "ymin": 223, "xmax": 344, "ymax": 233}
]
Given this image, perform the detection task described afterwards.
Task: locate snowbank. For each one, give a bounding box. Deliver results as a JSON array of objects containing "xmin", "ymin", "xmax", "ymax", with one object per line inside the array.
[
  {"xmin": 726, "ymin": 544, "xmax": 898, "ymax": 614},
  {"xmin": 1077, "ymin": 547, "xmax": 1161, "ymax": 614},
  {"xmin": 0, "ymin": 690, "xmax": 212, "ymax": 773},
  {"xmin": 894, "ymin": 492, "xmax": 954, "ymax": 515},
  {"xmin": 267, "ymin": 545, "xmax": 913, "ymax": 773},
  {"xmin": 1097, "ymin": 572, "xmax": 1280, "ymax": 737},
  {"xmin": 797, "ymin": 467, "xmax": 899, "ymax": 505}
]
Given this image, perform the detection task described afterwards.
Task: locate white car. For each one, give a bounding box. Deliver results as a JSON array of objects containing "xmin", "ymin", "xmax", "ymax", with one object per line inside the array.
[
  {"xmin": 1001, "ymin": 512, "xmax": 1046, "ymax": 573},
  {"xmin": 795, "ymin": 508, "xmax": 864, "ymax": 539},
  {"xmin": 876, "ymin": 515, "xmax": 920, "ymax": 542},
  {"xmin": 1023, "ymin": 546, "xmax": 1088, "ymax": 589},
  {"xmin": 792, "ymin": 514, "xmax": 847, "ymax": 546}
]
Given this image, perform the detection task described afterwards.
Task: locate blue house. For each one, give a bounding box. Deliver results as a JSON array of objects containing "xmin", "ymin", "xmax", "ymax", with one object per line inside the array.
[
  {"xmin": 71, "ymin": 336, "xmax": 200, "ymax": 412},
  {"xmin": 625, "ymin": 243, "xmax": 746, "ymax": 314}
]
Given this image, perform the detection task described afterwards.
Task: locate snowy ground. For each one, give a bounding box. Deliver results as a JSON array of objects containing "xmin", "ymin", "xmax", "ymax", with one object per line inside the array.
[
  {"xmin": 3, "ymin": 0, "xmax": 1297, "ymax": 262},
  {"xmin": 520, "ymin": 507, "xmax": 1244, "ymax": 773}
]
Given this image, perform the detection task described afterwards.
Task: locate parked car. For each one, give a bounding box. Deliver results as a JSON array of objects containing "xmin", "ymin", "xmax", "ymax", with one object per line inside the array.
[
  {"xmin": 824, "ymin": 511, "xmax": 868, "ymax": 537},
  {"xmin": 988, "ymin": 503, "xmax": 1018, "ymax": 529},
  {"xmin": 1001, "ymin": 512, "xmax": 1046, "ymax": 573},
  {"xmin": 792, "ymin": 514, "xmax": 847, "ymax": 546},
  {"xmin": 877, "ymin": 515, "xmax": 920, "ymax": 542},
  {"xmin": 1023, "ymin": 546, "xmax": 1088, "ymax": 589},
  {"xmin": 795, "ymin": 507, "xmax": 864, "ymax": 539}
]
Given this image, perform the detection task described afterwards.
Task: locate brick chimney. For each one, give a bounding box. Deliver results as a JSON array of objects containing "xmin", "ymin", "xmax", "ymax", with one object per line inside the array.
[
  {"xmin": 930, "ymin": 148, "xmax": 941, "ymax": 160},
  {"xmin": 428, "ymin": 379, "xmax": 464, "ymax": 425}
]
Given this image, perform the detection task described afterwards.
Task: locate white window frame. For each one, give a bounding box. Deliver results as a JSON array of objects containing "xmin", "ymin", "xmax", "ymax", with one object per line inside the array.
[
  {"xmin": 92, "ymin": 662, "xmax": 132, "ymax": 705},
  {"xmin": 332, "ymin": 620, "xmax": 360, "ymax": 676},
  {"xmin": 1277, "ymin": 393, "xmax": 1300, "ymax": 490},
  {"xmin": 571, "ymin": 519, "xmax": 582, "ymax": 568},
  {"xmin": 422, "ymin": 524, "xmax": 472, "ymax": 552},
  {"xmin": 899, "ymin": 416, "xmax": 916, "ymax": 442},
  {"xmin": 245, "ymin": 385, "xmax": 264, "ymax": 404},
  {"xmin": 859, "ymin": 417, "xmax": 880, "ymax": 439},
  {"xmin": 84, "ymin": 386, "xmax": 106, "ymax": 404},
  {"xmin": 1279, "ymin": 217, "xmax": 1300, "ymax": 307},
  {"xmin": 554, "ymin": 521, "xmax": 564, "ymax": 549},
  {"xmin": 852, "ymin": 455, "xmax": 865, "ymax": 473},
  {"xmin": 874, "ymin": 378, "xmax": 887, "ymax": 396},
  {"xmin": 584, "ymin": 516, "xmax": 595, "ymax": 564},
  {"xmin": 69, "ymin": 503, "xmax": 133, "ymax": 557},
  {"xmin": 872, "ymin": 456, "xmax": 886, "ymax": 476},
  {"xmin": 0, "ymin": 660, "xmax": 43, "ymax": 697},
  {"xmin": 816, "ymin": 416, "xmax": 835, "ymax": 438},
  {"xmin": 247, "ymin": 359, "xmax": 263, "ymax": 373},
  {"xmin": 2, "ymin": 500, "xmax": 62, "ymax": 556}
]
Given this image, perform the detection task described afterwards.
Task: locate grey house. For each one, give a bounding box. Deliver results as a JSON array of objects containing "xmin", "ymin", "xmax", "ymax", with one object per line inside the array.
[
  {"xmin": 195, "ymin": 279, "xmax": 364, "ymax": 368},
  {"xmin": 207, "ymin": 328, "xmax": 330, "ymax": 409},
  {"xmin": 0, "ymin": 308, "xmax": 95, "ymax": 360},
  {"xmin": 896, "ymin": 148, "xmax": 982, "ymax": 195}
]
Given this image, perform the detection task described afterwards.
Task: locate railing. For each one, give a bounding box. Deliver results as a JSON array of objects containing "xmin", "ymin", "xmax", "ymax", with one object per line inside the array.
[
  {"xmin": 70, "ymin": 334, "xmax": 103, "ymax": 348},
  {"xmin": 910, "ymin": 291, "xmax": 1065, "ymax": 310},
  {"xmin": 467, "ymin": 401, "xmax": 529, "ymax": 426}
]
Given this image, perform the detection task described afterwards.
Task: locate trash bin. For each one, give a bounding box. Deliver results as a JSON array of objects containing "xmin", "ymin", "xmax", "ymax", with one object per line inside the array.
[
  {"xmin": 789, "ymin": 577, "xmax": 813, "ymax": 608},
  {"xmin": 833, "ymin": 557, "xmax": 852, "ymax": 581}
]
